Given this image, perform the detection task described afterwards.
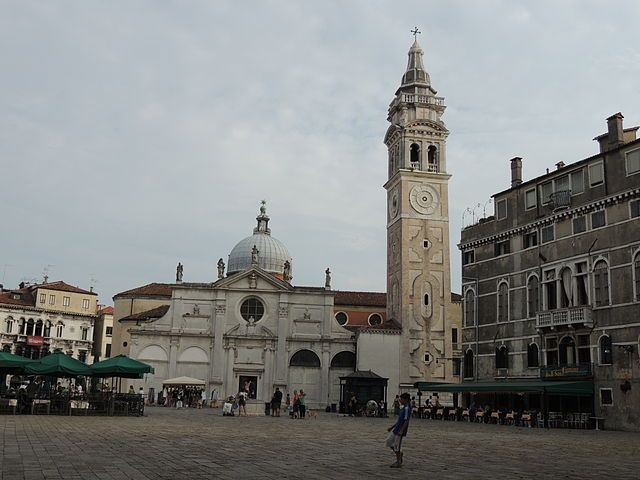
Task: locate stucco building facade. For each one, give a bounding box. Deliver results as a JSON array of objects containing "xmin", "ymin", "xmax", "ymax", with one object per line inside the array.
[{"xmin": 459, "ymin": 113, "xmax": 640, "ymax": 431}]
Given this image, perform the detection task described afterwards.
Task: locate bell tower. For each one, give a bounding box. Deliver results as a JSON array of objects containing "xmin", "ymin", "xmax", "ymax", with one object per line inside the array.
[{"xmin": 384, "ymin": 33, "xmax": 454, "ymax": 385}]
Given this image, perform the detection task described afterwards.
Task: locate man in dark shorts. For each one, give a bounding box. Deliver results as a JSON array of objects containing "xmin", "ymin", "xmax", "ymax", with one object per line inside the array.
[
  {"xmin": 386, "ymin": 392, "xmax": 411, "ymax": 468},
  {"xmin": 271, "ymin": 387, "xmax": 283, "ymax": 417}
]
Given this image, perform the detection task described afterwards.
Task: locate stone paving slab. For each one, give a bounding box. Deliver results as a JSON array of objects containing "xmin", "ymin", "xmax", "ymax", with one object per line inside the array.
[{"xmin": 1, "ymin": 408, "xmax": 639, "ymax": 479}]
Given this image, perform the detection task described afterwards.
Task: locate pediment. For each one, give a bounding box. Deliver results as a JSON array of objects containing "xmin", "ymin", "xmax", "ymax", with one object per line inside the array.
[
  {"xmin": 404, "ymin": 119, "xmax": 448, "ymax": 133},
  {"xmin": 213, "ymin": 267, "xmax": 293, "ymax": 292}
]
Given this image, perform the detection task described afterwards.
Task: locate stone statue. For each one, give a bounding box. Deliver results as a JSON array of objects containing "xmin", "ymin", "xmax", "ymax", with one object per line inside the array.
[
  {"xmin": 283, "ymin": 260, "xmax": 291, "ymax": 282},
  {"xmin": 217, "ymin": 258, "xmax": 225, "ymax": 279},
  {"xmin": 193, "ymin": 304, "xmax": 200, "ymax": 315},
  {"xmin": 176, "ymin": 262, "xmax": 183, "ymax": 282},
  {"xmin": 325, "ymin": 268, "xmax": 331, "ymax": 289},
  {"xmin": 251, "ymin": 245, "xmax": 259, "ymax": 267},
  {"xmin": 248, "ymin": 272, "xmax": 257, "ymax": 289},
  {"xmin": 260, "ymin": 200, "xmax": 267, "ymax": 215}
]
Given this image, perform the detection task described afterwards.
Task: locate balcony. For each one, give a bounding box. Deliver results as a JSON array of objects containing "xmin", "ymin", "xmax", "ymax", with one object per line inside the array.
[
  {"xmin": 550, "ymin": 190, "xmax": 571, "ymax": 211},
  {"xmin": 536, "ymin": 306, "xmax": 593, "ymax": 330},
  {"xmin": 400, "ymin": 94, "xmax": 445, "ymax": 106},
  {"xmin": 541, "ymin": 363, "xmax": 593, "ymax": 380}
]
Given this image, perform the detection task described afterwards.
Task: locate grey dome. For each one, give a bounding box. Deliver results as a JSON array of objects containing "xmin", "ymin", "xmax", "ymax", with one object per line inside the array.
[{"xmin": 227, "ymin": 204, "xmax": 292, "ymax": 276}]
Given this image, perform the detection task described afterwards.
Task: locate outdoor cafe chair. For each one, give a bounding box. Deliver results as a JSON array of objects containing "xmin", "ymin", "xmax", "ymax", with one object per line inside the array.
[
  {"xmin": 505, "ymin": 411, "xmax": 515, "ymax": 426},
  {"xmin": 521, "ymin": 412, "xmax": 532, "ymax": 427},
  {"xmin": 448, "ymin": 409, "xmax": 457, "ymax": 421},
  {"xmin": 475, "ymin": 411, "xmax": 484, "ymax": 423},
  {"xmin": 461, "ymin": 409, "xmax": 470, "ymax": 422},
  {"xmin": 435, "ymin": 408, "xmax": 444, "ymax": 420},
  {"xmin": 490, "ymin": 411, "xmax": 500, "ymax": 424}
]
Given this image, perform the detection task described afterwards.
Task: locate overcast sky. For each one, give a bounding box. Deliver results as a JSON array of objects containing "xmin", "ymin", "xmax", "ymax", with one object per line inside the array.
[{"xmin": 1, "ymin": 0, "xmax": 639, "ymax": 304}]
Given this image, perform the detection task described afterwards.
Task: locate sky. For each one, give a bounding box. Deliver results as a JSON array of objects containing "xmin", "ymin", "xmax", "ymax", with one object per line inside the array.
[{"xmin": 1, "ymin": 0, "xmax": 639, "ymax": 305}]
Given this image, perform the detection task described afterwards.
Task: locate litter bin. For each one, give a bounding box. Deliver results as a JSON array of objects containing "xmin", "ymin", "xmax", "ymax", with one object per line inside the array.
[{"xmin": 264, "ymin": 402, "xmax": 271, "ymax": 416}]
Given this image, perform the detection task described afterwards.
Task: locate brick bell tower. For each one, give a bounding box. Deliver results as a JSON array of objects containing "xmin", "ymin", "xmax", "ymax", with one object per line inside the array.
[{"xmin": 384, "ymin": 33, "xmax": 454, "ymax": 385}]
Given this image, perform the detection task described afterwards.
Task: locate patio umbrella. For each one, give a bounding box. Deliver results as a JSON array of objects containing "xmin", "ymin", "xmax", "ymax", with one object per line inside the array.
[
  {"xmin": 25, "ymin": 352, "xmax": 91, "ymax": 377},
  {"xmin": 162, "ymin": 376, "xmax": 205, "ymax": 386},
  {"xmin": 0, "ymin": 351, "xmax": 36, "ymax": 375},
  {"xmin": 89, "ymin": 355, "xmax": 155, "ymax": 379}
]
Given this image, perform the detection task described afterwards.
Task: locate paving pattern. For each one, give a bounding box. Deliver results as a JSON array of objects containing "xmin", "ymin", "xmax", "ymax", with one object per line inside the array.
[{"xmin": 0, "ymin": 407, "xmax": 639, "ymax": 479}]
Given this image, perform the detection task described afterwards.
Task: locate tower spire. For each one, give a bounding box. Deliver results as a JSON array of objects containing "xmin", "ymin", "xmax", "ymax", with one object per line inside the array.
[{"xmin": 401, "ymin": 33, "xmax": 430, "ymax": 89}]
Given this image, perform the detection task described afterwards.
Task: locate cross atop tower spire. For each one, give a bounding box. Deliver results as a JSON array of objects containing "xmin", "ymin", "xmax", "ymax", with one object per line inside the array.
[{"xmin": 411, "ymin": 26, "xmax": 421, "ymax": 40}]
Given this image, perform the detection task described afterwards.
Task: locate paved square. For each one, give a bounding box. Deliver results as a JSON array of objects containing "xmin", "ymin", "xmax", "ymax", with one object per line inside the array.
[{"xmin": 0, "ymin": 408, "xmax": 638, "ymax": 479}]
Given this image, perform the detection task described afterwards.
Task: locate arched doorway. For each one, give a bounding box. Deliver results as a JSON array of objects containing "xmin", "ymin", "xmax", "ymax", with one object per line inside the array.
[
  {"xmin": 289, "ymin": 349, "xmax": 321, "ymax": 408},
  {"xmin": 329, "ymin": 351, "xmax": 356, "ymax": 407}
]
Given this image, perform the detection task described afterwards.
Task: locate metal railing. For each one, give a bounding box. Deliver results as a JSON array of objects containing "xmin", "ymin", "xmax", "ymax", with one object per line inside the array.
[{"xmin": 550, "ymin": 190, "xmax": 571, "ymax": 210}]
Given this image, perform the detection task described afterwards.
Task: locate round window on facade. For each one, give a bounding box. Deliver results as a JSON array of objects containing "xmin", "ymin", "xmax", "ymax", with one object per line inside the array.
[
  {"xmin": 368, "ymin": 314, "xmax": 383, "ymax": 326},
  {"xmin": 335, "ymin": 312, "xmax": 348, "ymax": 326},
  {"xmin": 240, "ymin": 298, "xmax": 265, "ymax": 322}
]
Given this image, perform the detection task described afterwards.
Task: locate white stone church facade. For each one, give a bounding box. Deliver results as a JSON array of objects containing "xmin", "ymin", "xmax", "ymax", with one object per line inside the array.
[{"xmin": 112, "ymin": 37, "xmax": 461, "ymax": 408}]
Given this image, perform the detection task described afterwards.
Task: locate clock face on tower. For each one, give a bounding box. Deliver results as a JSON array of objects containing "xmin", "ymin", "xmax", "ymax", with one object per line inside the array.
[
  {"xmin": 389, "ymin": 189, "xmax": 400, "ymax": 218},
  {"xmin": 409, "ymin": 185, "xmax": 440, "ymax": 215}
]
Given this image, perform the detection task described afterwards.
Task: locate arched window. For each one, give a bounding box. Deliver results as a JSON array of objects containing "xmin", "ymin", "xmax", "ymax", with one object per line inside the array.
[
  {"xmin": 289, "ymin": 349, "xmax": 321, "ymax": 368},
  {"xmin": 81, "ymin": 327, "xmax": 89, "ymax": 341},
  {"xmin": 423, "ymin": 294, "xmax": 429, "ymax": 306},
  {"xmin": 44, "ymin": 321, "xmax": 51, "ymax": 337},
  {"xmin": 527, "ymin": 276, "xmax": 539, "ymax": 317},
  {"xmin": 527, "ymin": 343, "xmax": 539, "ymax": 368},
  {"xmin": 497, "ymin": 282, "xmax": 509, "ymax": 323},
  {"xmin": 495, "ymin": 345, "xmax": 509, "ymax": 369},
  {"xmin": 26, "ymin": 319, "xmax": 35, "ymax": 336},
  {"xmin": 464, "ymin": 289, "xmax": 475, "ymax": 327},
  {"xmin": 330, "ymin": 351, "xmax": 356, "ymax": 369},
  {"xmin": 559, "ymin": 336, "xmax": 576, "ymax": 365},
  {"xmin": 34, "ymin": 319, "xmax": 43, "ymax": 336},
  {"xmin": 55, "ymin": 323, "xmax": 64, "ymax": 338},
  {"xmin": 427, "ymin": 145, "xmax": 438, "ymax": 172},
  {"xmin": 18, "ymin": 318, "xmax": 25, "ymax": 335},
  {"xmin": 599, "ymin": 335, "xmax": 612, "ymax": 365},
  {"xmin": 410, "ymin": 143, "xmax": 420, "ymax": 169},
  {"xmin": 593, "ymin": 261, "xmax": 610, "ymax": 307},
  {"xmin": 633, "ymin": 252, "xmax": 640, "ymax": 302},
  {"xmin": 464, "ymin": 349, "xmax": 474, "ymax": 378},
  {"xmin": 5, "ymin": 317, "xmax": 14, "ymax": 334}
]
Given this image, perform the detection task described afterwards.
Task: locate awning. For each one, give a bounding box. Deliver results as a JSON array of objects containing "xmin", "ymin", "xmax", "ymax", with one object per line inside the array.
[
  {"xmin": 89, "ymin": 355, "xmax": 155, "ymax": 378},
  {"xmin": 162, "ymin": 376, "xmax": 205, "ymax": 386},
  {"xmin": 414, "ymin": 380, "xmax": 593, "ymax": 396}
]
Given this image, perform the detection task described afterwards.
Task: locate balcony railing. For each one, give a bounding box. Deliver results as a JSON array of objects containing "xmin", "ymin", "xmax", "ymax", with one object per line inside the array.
[
  {"xmin": 400, "ymin": 94, "xmax": 445, "ymax": 106},
  {"xmin": 536, "ymin": 306, "xmax": 593, "ymax": 329},
  {"xmin": 550, "ymin": 190, "xmax": 571, "ymax": 211},
  {"xmin": 541, "ymin": 363, "xmax": 593, "ymax": 380}
]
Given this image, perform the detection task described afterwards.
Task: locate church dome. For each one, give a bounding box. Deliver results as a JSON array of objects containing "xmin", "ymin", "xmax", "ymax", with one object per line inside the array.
[{"xmin": 227, "ymin": 203, "xmax": 292, "ymax": 277}]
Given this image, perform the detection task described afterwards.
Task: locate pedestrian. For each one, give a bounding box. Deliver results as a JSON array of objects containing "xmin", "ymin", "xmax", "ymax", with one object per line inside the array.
[
  {"xmin": 128, "ymin": 385, "xmax": 135, "ymax": 395},
  {"xmin": 238, "ymin": 390, "xmax": 247, "ymax": 416},
  {"xmin": 292, "ymin": 390, "xmax": 299, "ymax": 419},
  {"xmin": 298, "ymin": 389, "xmax": 307, "ymax": 419},
  {"xmin": 386, "ymin": 392, "xmax": 411, "ymax": 468},
  {"xmin": 285, "ymin": 393, "xmax": 292, "ymax": 417},
  {"xmin": 271, "ymin": 387, "xmax": 283, "ymax": 417},
  {"xmin": 393, "ymin": 395, "xmax": 400, "ymax": 416}
]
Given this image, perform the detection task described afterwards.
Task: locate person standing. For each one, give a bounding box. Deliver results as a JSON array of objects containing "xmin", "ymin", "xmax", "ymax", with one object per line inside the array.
[
  {"xmin": 292, "ymin": 390, "xmax": 299, "ymax": 419},
  {"xmin": 271, "ymin": 387, "xmax": 283, "ymax": 417},
  {"xmin": 285, "ymin": 393, "xmax": 292, "ymax": 418},
  {"xmin": 386, "ymin": 393, "xmax": 411, "ymax": 468},
  {"xmin": 393, "ymin": 395, "xmax": 400, "ymax": 416},
  {"xmin": 298, "ymin": 389, "xmax": 307, "ymax": 419},
  {"xmin": 238, "ymin": 390, "xmax": 247, "ymax": 416}
]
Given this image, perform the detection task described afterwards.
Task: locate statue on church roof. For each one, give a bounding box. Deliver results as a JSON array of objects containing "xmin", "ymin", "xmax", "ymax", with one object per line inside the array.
[
  {"xmin": 260, "ymin": 200, "xmax": 267, "ymax": 215},
  {"xmin": 283, "ymin": 260, "xmax": 292, "ymax": 282},
  {"xmin": 325, "ymin": 268, "xmax": 331, "ymax": 289},
  {"xmin": 176, "ymin": 262, "xmax": 183, "ymax": 283},
  {"xmin": 251, "ymin": 245, "xmax": 259, "ymax": 267},
  {"xmin": 217, "ymin": 258, "xmax": 225, "ymax": 279}
]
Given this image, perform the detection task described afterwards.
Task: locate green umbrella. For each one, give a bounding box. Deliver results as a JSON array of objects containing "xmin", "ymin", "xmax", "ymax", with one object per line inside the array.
[
  {"xmin": 0, "ymin": 351, "xmax": 36, "ymax": 374},
  {"xmin": 89, "ymin": 354, "xmax": 154, "ymax": 379},
  {"xmin": 26, "ymin": 352, "xmax": 91, "ymax": 377}
]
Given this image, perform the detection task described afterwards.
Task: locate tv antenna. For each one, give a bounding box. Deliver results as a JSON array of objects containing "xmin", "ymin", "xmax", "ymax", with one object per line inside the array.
[{"xmin": 42, "ymin": 264, "xmax": 55, "ymax": 283}]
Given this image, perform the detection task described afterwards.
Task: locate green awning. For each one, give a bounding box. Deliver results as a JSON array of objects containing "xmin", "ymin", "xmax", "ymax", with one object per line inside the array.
[
  {"xmin": 89, "ymin": 355, "xmax": 154, "ymax": 378},
  {"xmin": 414, "ymin": 380, "xmax": 593, "ymax": 396},
  {"xmin": 26, "ymin": 352, "xmax": 91, "ymax": 377},
  {"xmin": 0, "ymin": 351, "xmax": 36, "ymax": 374}
]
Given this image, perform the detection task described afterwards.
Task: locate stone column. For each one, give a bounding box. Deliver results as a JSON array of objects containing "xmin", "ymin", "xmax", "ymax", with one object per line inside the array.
[
  {"xmin": 168, "ymin": 336, "xmax": 179, "ymax": 378},
  {"xmin": 211, "ymin": 302, "xmax": 226, "ymax": 383},
  {"xmin": 275, "ymin": 300, "xmax": 289, "ymax": 384},
  {"xmin": 321, "ymin": 343, "xmax": 331, "ymax": 409}
]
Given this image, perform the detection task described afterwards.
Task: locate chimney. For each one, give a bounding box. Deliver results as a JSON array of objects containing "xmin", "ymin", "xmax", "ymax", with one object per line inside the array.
[
  {"xmin": 556, "ymin": 161, "xmax": 565, "ymax": 170},
  {"xmin": 607, "ymin": 112, "xmax": 624, "ymax": 148},
  {"xmin": 510, "ymin": 157, "xmax": 523, "ymax": 188},
  {"xmin": 595, "ymin": 112, "xmax": 626, "ymax": 152}
]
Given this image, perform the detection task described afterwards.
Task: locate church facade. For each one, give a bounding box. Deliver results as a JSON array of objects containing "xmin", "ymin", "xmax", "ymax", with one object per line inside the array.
[{"xmin": 112, "ymin": 37, "xmax": 462, "ymax": 408}]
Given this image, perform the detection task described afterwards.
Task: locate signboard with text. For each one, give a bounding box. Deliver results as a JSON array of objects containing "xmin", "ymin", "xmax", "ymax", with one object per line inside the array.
[{"xmin": 26, "ymin": 336, "xmax": 44, "ymax": 346}]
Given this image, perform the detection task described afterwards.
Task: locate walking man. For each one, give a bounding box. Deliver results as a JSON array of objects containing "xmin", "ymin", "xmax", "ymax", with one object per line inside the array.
[{"xmin": 386, "ymin": 392, "xmax": 411, "ymax": 468}]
